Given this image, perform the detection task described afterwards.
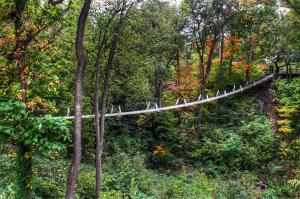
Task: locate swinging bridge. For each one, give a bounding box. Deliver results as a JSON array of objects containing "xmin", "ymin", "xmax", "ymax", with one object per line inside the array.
[
  {"xmin": 61, "ymin": 73, "xmax": 275, "ymax": 120},
  {"xmin": 57, "ymin": 64, "xmax": 300, "ymax": 120},
  {"xmin": 52, "ymin": 63, "xmax": 300, "ymax": 120}
]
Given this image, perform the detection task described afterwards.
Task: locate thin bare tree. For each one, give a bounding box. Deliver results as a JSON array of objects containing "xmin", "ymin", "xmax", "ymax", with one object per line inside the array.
[{"xmin": 65, "ymin": 0, "xmax": 92, "ymax": 198}]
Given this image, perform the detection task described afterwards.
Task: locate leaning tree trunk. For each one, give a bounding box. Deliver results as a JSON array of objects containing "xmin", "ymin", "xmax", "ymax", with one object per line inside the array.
[{"xmin": 65, "ymin": 0, "xmax": 91, "ymax": 198}]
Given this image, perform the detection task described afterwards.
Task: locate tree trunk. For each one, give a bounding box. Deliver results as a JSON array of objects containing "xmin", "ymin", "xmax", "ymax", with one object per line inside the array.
[
  {"xmin": 198, "ymin": 51, "xmax": 206, "ymax": 99},
  {"xmin": 198, "ymin": 55, "xmax": 205, "ymax": 117},
  {"xmin": 95, "ymin": 2, "xmax": 129, "ymax": 196},
  {"xmin": 65, "ymin": 0, "xmax": 91, "ymax": 198},
  {"xmin": 175, "ymin": 46, "xmax": 181, "ymax": 84},
  {"xmin": 273, "ymin": 55, "xmax": 280, "ymax": 80},
  {"xmin": 199, "ymin": 37, "xmax": 217, "ymax": 98},
  {"xmin": 216, "ymin": 30, "xmax": 224, "ymax": 90},
  {"xmin": 204, "ymin": 38, "xmax": 217, "ymax": 80},
  {"xmin": 229, "ymin": 57, "xmax": 233, "ymax": 76},
  {"xmin": 287, "ymin": 62, "xmax": 292, "ymax": 81},
  {"xmin": 286, "ymin": 64, "xmax": 289, "ymax": 82},
  {"xmin": 16, "ymin": 143, "xmax": 32, "ymax": 199},
  {"xmin": 288, "ymin": 63, "xmax": 293, "ymax": 81},
  {"xmin": 97, "ymin": 34, "xmax": 118, "ymax": 198},
  {"xmin": 155, "ymin": 69, "xmax": 164, "ymax": 108},
  {"xmin": 158, "ymin": 79, "xmax": 163, "ymax": 108},
  {"xmin": 94, "ymin": 31, "xmax": 107, "ymax": 199},
  {"xmin": 94, "ymin": 51, "xmax": 101, "ymax": 199},
  {"xmin": 246, "ymin": 69, "xmax": 250, "ymax": 82},
  {"xmin": 289, "ymin": 63, "xmax": 292, "ymax": 81},
  {"xmin": 14, "ymin": 1, "xmax": 33, "ymax": 198},
  {"xmin": 228, "ymin": 38, "xmax": 234, "ymax": 76}
]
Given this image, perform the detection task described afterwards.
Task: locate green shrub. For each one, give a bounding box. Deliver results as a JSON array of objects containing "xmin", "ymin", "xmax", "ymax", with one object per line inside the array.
[
  {"xmin": 188, "ymin": 114, "xmax": 274, "ymax": 171},
  {"xmin": 260, "ymin": 189, "xmax": 278, "ymax": 199},
  {"xmin": 34, "ymin": 177, "xmax": 65, "ymax": 199}
]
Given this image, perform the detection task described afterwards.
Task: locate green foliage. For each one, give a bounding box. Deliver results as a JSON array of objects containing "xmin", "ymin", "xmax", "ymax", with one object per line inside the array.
[
  {"xmin": 260, "ymin": 189, "xmax": 278, "ymax": 199},
  {"xmin": 188, "ymin": 100, "xmax": 275, "ymax": 171},
  {"xmin": 0, "ymin": 95, "xmax": 71, "ymax": 197},
  {"xmin": 0, "ymin": 100, "xmax": 25, "ymax": 137},
  {"xmin": 137, "ymin": 111, "xmax": 183, "ymax": 168},
  {"xmin": 0, "ymin": 100, "xmax": 71, "ymax": 153},
  {"xmin": 1, "ymin": 149, "xmax": 268, "ymax": 199},
  {"xmin": 0, "ymin": 0, "xmax": 299, "ymax": 197},
  {"xmin": 273, "ymin": 78, "xmax": 300, "ymax": 163},
  {"xmin": 273, "ymin": 77, "xmax": 300, "ymax": 134}
]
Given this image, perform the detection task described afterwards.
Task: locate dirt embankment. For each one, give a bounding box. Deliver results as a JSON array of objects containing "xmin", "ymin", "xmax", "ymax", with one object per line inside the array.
[{"xmin": 252, "ymin": 82, "xmax": 278, "ymax": 131}]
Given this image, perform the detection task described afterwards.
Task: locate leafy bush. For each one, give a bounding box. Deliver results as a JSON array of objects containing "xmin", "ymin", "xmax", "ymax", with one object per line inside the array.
[
  {"xmin": 260, "ymin": 189, "xmax": 278, "ymax": 199},
  {"xmin": 188, "ymin": 114, "xmax": 274, "ymax": 171},
  {"xmin": 137, "ymin": 111, "xmax": 183, "ymax": 168},
  {"xmin": 273, "ymin": 77, "xmax": 300, "ymax": 134}
]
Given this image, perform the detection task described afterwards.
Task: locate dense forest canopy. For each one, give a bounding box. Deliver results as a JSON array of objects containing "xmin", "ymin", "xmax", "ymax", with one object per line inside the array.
[{"xmin": 0, "ymin": 0, "xmax": 299, "ymax": 198}]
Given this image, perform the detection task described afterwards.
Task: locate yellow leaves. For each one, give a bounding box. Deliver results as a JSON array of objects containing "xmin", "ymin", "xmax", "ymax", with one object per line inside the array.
[
  {"xmin": 32, "ymin": 168, "xmax": 39, "ymax": 174},
  {"xmin": 288, "ymin": 179, "xmax": 300, "ymax": 190},
  {"xmin": 276, "ymin": 119, "xmax": 293, "ymax": 134},
  {"xmin": 8, "ymin": 151, "xmax": 17, "ymax": 158},
  {"xmin": 47, "ymin": 78, "xmax": 59, "ymax": 92},
  {"xmin": 153, "ymin": 145, "xmax": 166, "ymax": 156},
  {"xmin": 26, "ymin": 96, "xmax": 58, "ymax": 113},
  {"xmin": 24, "ymin": 151, "xmax": 31, "ymax": 160},
  {"xmin": 276, "ymin": 119, "xmax": 291, "ymax": 126},
  {"xmin": 2, "ymin": 26, "xmax": 13, "ymax": 34},
  {"xmin": 278, "ymin": 126, "xmax": 293, "ymax": 134},
  {"xmin": 22, "ymin": 21, "xmax": 39, "ymax": 33},
  {"xmin": 26, "ymin": 96, "xmax": 42, "ymax": 108},
  {"xmin": 277, "ymin": 106, "xmax": 297, "ymax": 118},
  {"xmin": 47, "ymin": 85, "xmax": 56, "ymax": 92},
  {"xmin": 26, "ymin": 182, "xmax": 33, "ymax": 190},
  {"xmin": 16, "ymin": 89, "xmax": 26, "ymax": 101},
  {"xmin": 29, "ymin": 39, "xmax": 52, "ymax": 51},
  {"xmin": 9, "ymin": 136, "xmax": 17, "ymax": 143},
  {"xmin": 51, "ymin": 151, "xmax": 60, "ymax": 158},
  {"xmin": 276, "ymin": 106, "xmax": 297, "ymax": 134}
]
